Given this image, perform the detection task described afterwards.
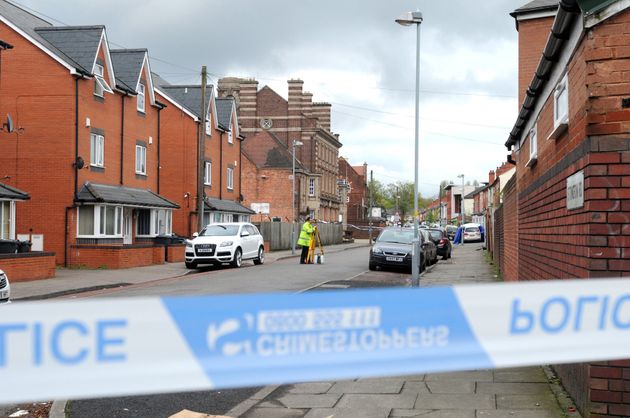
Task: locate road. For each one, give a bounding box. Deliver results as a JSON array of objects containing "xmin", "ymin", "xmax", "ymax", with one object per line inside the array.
[{"xmin": 68, "ymin": 246, "xmax": 376, "ymax": 418}]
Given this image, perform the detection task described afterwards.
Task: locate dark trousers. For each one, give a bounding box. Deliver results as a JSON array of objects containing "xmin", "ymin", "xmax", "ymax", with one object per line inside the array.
[{"xmin": 300, "ymin": 245, "xmax": 310, "ymax": 264}]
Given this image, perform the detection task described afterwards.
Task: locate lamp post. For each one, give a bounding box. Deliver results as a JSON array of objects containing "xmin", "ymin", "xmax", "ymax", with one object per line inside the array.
[
  {"xmin": 291, "ymin": 139, "xmax": 303, "ymax": 255},
  {"xmin": 458, "ymin": 173, "xmax": 465, "ymax": 246},
  {"xmin": 396, "ymin": 10, "xmax": 423, "ymax": 287}
]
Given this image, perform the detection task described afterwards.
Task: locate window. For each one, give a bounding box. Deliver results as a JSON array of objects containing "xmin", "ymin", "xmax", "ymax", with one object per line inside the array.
[
  {"xmin": 137, "ymin": 208, "xmax": 172, "ymax": 236},
  {"xmin": 227, "ymin": 167, "xmax": 234, "ymax": 190},
  {"xmin": 90, "ymin": 133, "xmax": 104, "ymax": 167},
  {"xmin": 204, "ymin": 161, "xmax": 211, "ymax": 185},
  {"xmin": 550, "ymin": 74, "xmax": 569, "ymax": 140},
  {"xmin": 205, "ymin": 112, "xmax": 212, "ymax": 136},
  {"xmin": 137, "ymin": 83, "xmax": 145, "ymax": 112},
  {"xmin": 228, "ymin": 130, "xmax": 233, "ymax": 144},
  {"xmin": 0, "ymin": 200, "xmax": 13, "ymax": 240},
  {"xmin": 77, "ymin": 205, "xmax": 122, "ymax": 237},
  {"xmin": 527, "ymin": 126, "xmax": 538, "ymax": 167},
  {"xmin": 93, "ymin": 64, "xmax": 113, "ymax": 97},
  {"xmin": 135, "ymin": 145, "xmax": 147, "ymax": 175},
  {"xmin": 309, "ymin": 178, "xmax": 315, "ymax": 196}
]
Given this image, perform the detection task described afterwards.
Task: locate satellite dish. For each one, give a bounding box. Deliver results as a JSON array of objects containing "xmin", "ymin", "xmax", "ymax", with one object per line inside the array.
[
  {"xmin": 75, "ymin": 156, "xmax": 85, "ymax": 169},
  {"xmin": 4, "ymin": 114, "xmax": 13, "ymax": 133}
]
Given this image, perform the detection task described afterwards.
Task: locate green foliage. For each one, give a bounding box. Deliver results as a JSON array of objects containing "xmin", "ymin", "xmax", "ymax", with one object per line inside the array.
[{"xmin": 368, "ymin": 179, "xmax": 432, "ymax": 220}]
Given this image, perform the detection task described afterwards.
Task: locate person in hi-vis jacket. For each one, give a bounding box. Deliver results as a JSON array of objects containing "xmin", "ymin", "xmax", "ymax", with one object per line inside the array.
[{"xmin": 297, "ymin": 217, "xmax": 316, "ymax": 264}]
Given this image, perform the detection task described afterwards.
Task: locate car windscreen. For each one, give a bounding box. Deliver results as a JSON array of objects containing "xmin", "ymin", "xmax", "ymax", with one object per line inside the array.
[
  {"xmin": 446, "ymin": 226, "xmax": 457, "ymax": 232},
  {"xmin": 376, "ymin": 229, "xmax": 413, "ymax": 244},
  {"xmin": 200, "ymin": 225, "xmax": 239, "ymax": 236},
  {"xmin": 428, "ymin": 230, "xmax": 443, "ymax": 240},
  {"xmin": 465, "ymin": 227, "xmax": 479, "ymax": 233}
]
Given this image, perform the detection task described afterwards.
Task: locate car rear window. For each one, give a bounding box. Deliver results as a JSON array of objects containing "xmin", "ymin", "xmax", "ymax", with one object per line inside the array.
[
  {"xmin": 428, "ymin": 230, "xmax": 443, "ymax": 240},
  {"xmin": 465, "ymin": 227, "xmax": 479, "ymax": 233}
]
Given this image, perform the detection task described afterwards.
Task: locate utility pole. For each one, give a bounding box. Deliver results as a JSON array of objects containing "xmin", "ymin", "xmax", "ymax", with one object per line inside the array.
[
  {"xmin": 368, "ymin": 170, "xmax": 373, "ymax": 244},
  {"xmin": 197, "ymin": 66, "xmax": 207, "ymax": 233}
]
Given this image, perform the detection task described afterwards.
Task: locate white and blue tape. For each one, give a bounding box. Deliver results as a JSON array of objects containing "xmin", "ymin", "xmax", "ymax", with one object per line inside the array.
[{"xmin": 1, "ymin": 279, "xmax": 630, "ymax": 403}]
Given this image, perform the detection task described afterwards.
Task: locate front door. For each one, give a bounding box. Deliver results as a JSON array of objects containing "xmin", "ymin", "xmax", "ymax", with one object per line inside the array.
[{"xmin": 123, "ymin": 208, "xmax": 132, "ymax": 244}]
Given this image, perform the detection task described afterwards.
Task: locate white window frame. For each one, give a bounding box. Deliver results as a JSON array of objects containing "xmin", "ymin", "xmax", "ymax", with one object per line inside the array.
[
  {"xmin": 93, "ymin": 63, "xmax": 113, "ymax": 97},
  {"xmin": 76, "ymin": 205, "xmax": 123, "ymax": 238},
  {"xmin": 526, "ymin": 125, "xmax": 538, "ymax": 168},
  {"xmin": 90, "ymin": 133, "xmax": 105, "ymax": 167},
  {"xmin": 227, "ymin": 167, "xmax": 234, "ymax": 190},
  {"xmin": 228, "ymin": 130, "xmax": 233, "ymax": 144},
  {"xmin": 204, "ymin": 161, "xmax": 212, "ymax": 185},
  {"xmin": 137, "ymin": 83, "xmax": 145, "ymax": 112},
  {"xmin": 136, "ymin": 208, "xmax": 173, "ymax": 237},
  {"xmin": 0, "ymin": 200, "xmax": 16, "ymax": 240},
  {"xmin": 135, "ymin": 145, "xmax": 147, "ymax": 175},
  {"xmin": 549, "ymin": 73, "xmax": 569, "ymax": 140},
  {"xmin": 309, "ymin": 178, "xmax": 315, "ymax": 196},
  {"xmin": 205, "ymin": 112, "xmax": 212, "ymax": 136}
]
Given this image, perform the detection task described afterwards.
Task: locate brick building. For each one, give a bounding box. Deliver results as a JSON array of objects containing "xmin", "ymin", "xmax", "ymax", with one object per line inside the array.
[
  {"xmin": 338, "ymin": 158, "xmax": 368, "ymax": 226},
  {"xmin": 241, "ymin": 130, "xmax": 316, "ymax": 222},
  {"xmin": 506, "ymin": 0, "xmax": 630, "ymax": 415},
  {"xmin": 443, "ymin": 184, "xmax": 476, "ymax": 224},
  {"xmin": 218, "ymin": 77, "xmax": 343, "ymax": 222}
]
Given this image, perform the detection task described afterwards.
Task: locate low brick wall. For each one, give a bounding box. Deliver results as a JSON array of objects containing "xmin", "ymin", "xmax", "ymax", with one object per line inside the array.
[
  {"xmin": 69, "ymin": 245, "xmax": 165, "ymax": 269},
  {"xmin": 0, "ymin": 252, "xmax": 56, "ymax": 282},
  {"xmin": 166, "ymin": 244, "xmax": 185, "ymax": 263}
]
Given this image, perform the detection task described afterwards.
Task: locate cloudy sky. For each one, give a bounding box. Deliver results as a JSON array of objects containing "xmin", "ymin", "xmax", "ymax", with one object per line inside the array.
[{"xmin": 16, "ymin": 0, "xmax": 528, "ymax": 198}]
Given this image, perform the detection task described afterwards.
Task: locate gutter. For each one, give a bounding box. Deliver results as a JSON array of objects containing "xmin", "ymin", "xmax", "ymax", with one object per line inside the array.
[{"xmin": 505, "ymin": 0, "xmax": 582, "ymax": 150}]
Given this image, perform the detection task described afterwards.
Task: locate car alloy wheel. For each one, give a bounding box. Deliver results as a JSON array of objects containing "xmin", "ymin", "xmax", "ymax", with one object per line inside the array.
[
  {"xmin": 231, "ymin": 248, "xmax": 242, "ymax": 268},
  {"xmin": 254, "ymin": 247, "xmax": 264, "ymax": 265}
]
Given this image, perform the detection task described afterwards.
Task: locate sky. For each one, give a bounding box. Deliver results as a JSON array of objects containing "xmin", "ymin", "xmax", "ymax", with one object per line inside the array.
[{"xmin": 14, "ymin": 0, "xmax": 528, "ymax": 198}]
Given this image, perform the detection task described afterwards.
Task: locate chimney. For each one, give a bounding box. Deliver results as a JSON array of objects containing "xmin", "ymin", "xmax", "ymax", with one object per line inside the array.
[
  {"xmin": 218, "ymin": 77, "xmax": 258, "ymax": 130},
  {"xmin": 302, "ymin": 91, "xmax": 313, "ymax": 118},
  {"xmin": 288, "ymin": 79, "xmax": 304, "ymax": 118},
  {"xmin": 313, "ymin": 102, "xmax": 332, "ymax": 131},
  {"xmin": 489, "ymin": 170, "xmax": 496, "ymax": 184}
]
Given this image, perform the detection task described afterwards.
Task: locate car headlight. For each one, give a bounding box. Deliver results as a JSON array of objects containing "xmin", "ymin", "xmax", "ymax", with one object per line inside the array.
[
  {"xmin": 220, "ymin": 241, "xmax": 233, "ymax": 247},
  {"xmin": 185, "ymin": 240, "xmax": 193, "ymax": 249},
  {"xmin": 372, "ymin": 247, "xmax": 383, "ymax": 255}
]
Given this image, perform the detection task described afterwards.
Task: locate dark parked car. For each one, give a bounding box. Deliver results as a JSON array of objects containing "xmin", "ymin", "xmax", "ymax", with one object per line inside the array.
[
  {"xmin": 445, "ymin": 225, "xmax": 458, "ymax": 241},
  {"xmin": 369, "ymin": 227, "xmax": 436, "ymax": 272},
  {"xmin": 427, "ymin": 228, "xmax": 452, "ymax": 260}
]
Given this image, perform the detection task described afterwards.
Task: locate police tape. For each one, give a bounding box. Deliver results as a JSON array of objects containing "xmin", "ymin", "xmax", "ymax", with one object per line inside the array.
[{"xmin": 1, "ymin": 278, "xmax": 630, "ymax": 403}]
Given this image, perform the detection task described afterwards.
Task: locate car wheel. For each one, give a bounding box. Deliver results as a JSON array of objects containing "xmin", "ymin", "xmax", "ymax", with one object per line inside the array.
[
  {"xmin": 369, "ymin": 262, "xmax": 376, "ymax": 271},
  {"xmin": 254, "ymin": 246, "xmax": 264, "ymax": 265},
  {"xmin": 231, "ymin": 248, "xmax": 242, "ymax": 268},
  {"xmin": 185, "ymin": 261, "xmax": 197, "ymax": 269},
  {"xmin": 420, "ymin": 257, "xmax": 425, "ymax": 272}
]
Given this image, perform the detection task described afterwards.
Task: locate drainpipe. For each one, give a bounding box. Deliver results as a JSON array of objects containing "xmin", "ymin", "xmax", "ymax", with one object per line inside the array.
[
  {"xmin": 219, "ymin": 131, "xmax": 223, "ymax": 200},
  {"xmin": 120, "ymin": 93, "xmax": 126, "ymax": 185},
  {"xmin": 74, "ymin": 76, "xmax": 80, "ymax": 200},
  {"xmin": 157, "ymin": 103, "xmax": 164, "ymax": 194}
]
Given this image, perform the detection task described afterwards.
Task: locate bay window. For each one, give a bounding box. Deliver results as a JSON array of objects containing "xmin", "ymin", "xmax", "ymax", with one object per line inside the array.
[{"xmin": 77, "ymin": 205, "xmax": 123, "ymax": 237}]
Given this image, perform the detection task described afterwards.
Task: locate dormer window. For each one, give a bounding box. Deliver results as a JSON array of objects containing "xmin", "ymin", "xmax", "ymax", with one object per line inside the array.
[
  {"xmin": 137, "ymin": 83, "xmax": 145, "ymax": 113},
  {"xmin": 93, "ymin": 64, "xmax": 113, "ymax": 97},
  {"xmin": 549, "ymin": 74, "xmax": 569, "ymax": 140},
  {"xmin": 228, "ymin": 130, "xmax": 233, "ymax": 144},
  {"xmin": 205, "ymin": 112, "xmax": 212, "ymax": 136}
]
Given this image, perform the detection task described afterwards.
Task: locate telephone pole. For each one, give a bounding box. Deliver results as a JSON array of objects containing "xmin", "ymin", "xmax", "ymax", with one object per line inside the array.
[
  {"xmin": 368, "ymin": 170, "xmax": 374, "ymax": 243},
  {"xmin": 197, "ymin": 66, "xmax": 207, "ymax": 232}
]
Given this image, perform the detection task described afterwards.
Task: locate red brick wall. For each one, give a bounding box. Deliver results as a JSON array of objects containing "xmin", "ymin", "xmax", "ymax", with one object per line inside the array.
[
  {"xmin": 502, "ymin": 177, "xmax": 518, "ymax": 281},
  {"xmin": 0, "ymin": 253, "xmax": 56, "ymax": 281},
  {"xmin": 339, "ymin": 159, "xmax": 367, "ymax": 224},
  {"xmin": 68, "ymin": 245, "xmax": 164, "ymax": 269},
  {"xmin": 166, "ymin": 244, "xmax": 185, "ymax": 262},
  {"xmin": 517, "ymin": 16, "xmax": 555, "ymax": 106}
]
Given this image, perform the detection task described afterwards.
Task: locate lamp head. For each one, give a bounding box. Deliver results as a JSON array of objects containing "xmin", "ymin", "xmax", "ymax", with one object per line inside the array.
[
  {"xmin": 395, "ymin": 11, "xmax": 423, "ymax": 26},
  {"xmin": 293, "ymin": 139, "xmax": 304, "ymax": 147}
]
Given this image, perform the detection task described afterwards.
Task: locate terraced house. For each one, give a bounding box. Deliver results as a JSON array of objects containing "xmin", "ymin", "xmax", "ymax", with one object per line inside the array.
[{"xmin": 505, "ymin": 0, "xmax": 630, "ymax": 415}]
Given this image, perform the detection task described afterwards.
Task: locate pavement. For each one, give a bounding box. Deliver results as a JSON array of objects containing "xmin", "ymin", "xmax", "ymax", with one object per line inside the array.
[{"xmin": 7, "ymin": 240, "xmax": 582, "ymax": 418}]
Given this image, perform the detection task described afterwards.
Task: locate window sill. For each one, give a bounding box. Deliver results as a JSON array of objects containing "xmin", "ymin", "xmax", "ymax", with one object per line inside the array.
[
  {"xmin": 547, "ymin": 120, "xmax": 568, "ymax": 140},
  {"xmin": 90, "ymin": 165, "xmax": 105, "ymax": 173}
]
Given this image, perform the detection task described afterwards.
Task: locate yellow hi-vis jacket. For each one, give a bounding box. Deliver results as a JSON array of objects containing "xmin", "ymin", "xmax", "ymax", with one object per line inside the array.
[{"xmin": 298, "ymin": 221, "xmax": 314, "ymax": 247}]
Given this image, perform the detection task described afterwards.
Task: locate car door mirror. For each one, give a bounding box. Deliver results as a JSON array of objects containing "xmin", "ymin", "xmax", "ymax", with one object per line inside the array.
[
  {"xmin": 241, "ymin": 231, "xmax": 250, "ymax": 237},
  {"xmin": 193, "ymin": 232, "xmax": 199, "ymax": 238}
]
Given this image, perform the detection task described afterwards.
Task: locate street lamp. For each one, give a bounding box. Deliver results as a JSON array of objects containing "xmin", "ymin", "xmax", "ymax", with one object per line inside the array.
[
  {"xmin": 396, "ymin": 10, "xmax": 423, "ymax": 287},
  {"xmin": 291, "ymin": 139, "xmax": 303, "ymax": 255},
  {"xmin": 458, "ymin": 174, "xmax": 465, "ymax": 246}
]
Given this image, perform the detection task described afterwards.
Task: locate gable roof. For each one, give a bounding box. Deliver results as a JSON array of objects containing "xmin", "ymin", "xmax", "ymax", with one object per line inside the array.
[
  {"xmin": 242, "ymin": 131, "xmax": 305, "ymax": 170},
  {"xmin": 215, "ymin": 97, "xmax": 233, "ymax": 130},
  {"xmin": 0, "ymin": 182, "xmax": 29, "ymax": 200},
  {"xmin": 34, "ymin": 26, "xmax": 104, "ymax": 73},
  {"xmin": 159, "ymin": 84, "xmax": 216, "ymax": 124},
  {"xmin": 111, "ymin": 49, "xmax": 145, "ymax": 92}
]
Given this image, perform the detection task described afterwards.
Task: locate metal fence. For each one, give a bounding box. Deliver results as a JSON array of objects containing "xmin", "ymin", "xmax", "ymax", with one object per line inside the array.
[{"xmin": 254, "ymin": 222, "xmax": 343, "ymax": 251}]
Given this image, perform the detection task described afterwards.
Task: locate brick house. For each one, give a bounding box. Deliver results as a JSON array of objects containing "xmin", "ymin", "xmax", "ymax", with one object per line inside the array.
[
  {"xmin": 338, "ymin": 158, "xmax": 368, "ymax": 226},
  {"xmin": 443, "ymin": 184, "xmax": 476, "ymax": 224},
  {"xmin": 153, "ymin": 79, "xmax": 253, "ymax": 235},
  {"xmin": 218, "ymin": 77, "xmax": 343, "ymax": 222},
  {"xmin": 506, "ymin": 0, "xmax": 630, "ymax": 415},
  {"xmin": 241, "ymin": 130, "xmax": 315, "ymax": 222},
  {"xmin": 0, "ymin": 1, "xmax": 185, "ymax": 270}
]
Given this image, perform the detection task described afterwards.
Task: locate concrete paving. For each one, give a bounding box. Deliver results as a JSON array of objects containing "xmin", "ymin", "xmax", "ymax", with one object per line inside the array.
[{"xmin": 226, "ymin": 243, "xmax": 581, "ymax": 418}]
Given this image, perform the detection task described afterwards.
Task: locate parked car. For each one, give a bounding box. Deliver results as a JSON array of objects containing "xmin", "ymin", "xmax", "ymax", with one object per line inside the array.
[
  {"xmin": 0, "ymin": 269, "xmax": 10, "ymax": 304},
  {"xmin": 463, "ymin": 224, "xmax": 482, "ymax": 242},
  {"xmin": 427, "ymin": 228, "xmax": 452, "ymax": 260},
  {"xmin": 445, "ymin": 225, "xmax": 458, "ymax": 241},
  {"xmin": 185, "ymin": 222, "xmax": 265, "ymax": 269},
  {"xmin": 369, "ymin": 227, "xmax": 435, "ymax": 272},
  {"xmin": 420, "ymin": 229, "xmax": 438, "ymax": 265}
]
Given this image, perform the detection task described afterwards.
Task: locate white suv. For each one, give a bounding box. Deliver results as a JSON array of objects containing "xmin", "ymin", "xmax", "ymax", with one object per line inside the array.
[
  {"xmin": 185, "ymin": 222, "xmax": 265, "ymax": 269},
  {"xmin": 0, "ymin": 269, "xmax": 11, "ymax": 304}
]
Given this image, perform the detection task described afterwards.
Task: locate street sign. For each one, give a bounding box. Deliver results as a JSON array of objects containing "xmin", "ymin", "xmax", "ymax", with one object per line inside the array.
[
  {"xmin": 566, "ymin": 170, "xmax": 584, "ymax": 210},
  {"xmin": 250, "ymin": 203, "xmax": 270, "ymax": 214},
  {"xmin": 371, "ymin": 207, "xmax": 381, "ymax": 218}
]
